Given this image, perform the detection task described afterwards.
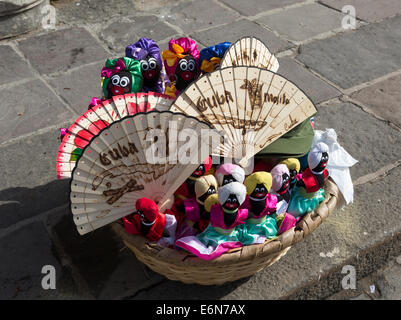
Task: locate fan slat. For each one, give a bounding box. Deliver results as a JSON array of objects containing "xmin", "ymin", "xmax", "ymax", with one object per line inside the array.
[
  {"xmin": 217, "ymin": 68, "xmax": 242, "ymax": 155},
  {"xmin": 250, "ymin": 37, "xmax": 259, "ymax": 66}
]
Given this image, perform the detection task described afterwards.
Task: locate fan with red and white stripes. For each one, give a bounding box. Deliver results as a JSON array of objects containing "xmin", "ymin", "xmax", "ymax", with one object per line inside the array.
[
  {"xmin": 57, "ymin": 92, "xmax": 173, "ymax": 179},
  {"xmin": 69, "ymin": 110, "xmax": 219, "ymax": 234}
]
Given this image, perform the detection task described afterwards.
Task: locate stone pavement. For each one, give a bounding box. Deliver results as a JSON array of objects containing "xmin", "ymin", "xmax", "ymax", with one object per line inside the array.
[
  {"xmin": 0, "ymin": 0, "xmax": 400, "ymax": 299},
  {"xmin": 327, "ymin": 255, "xmax": 401, "ymax": 300}
]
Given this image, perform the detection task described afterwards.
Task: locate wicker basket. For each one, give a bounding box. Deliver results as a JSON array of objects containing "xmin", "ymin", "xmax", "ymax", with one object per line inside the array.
[{"xmin": 112, "ymin": 178, "xmax": 343, "ymax": 285}]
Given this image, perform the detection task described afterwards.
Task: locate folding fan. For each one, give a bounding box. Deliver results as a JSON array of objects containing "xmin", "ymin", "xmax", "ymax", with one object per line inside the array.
[
  {"xmin": 220, "ymin": 36, "xmax": 279, "ymax": 72},
  {"xmin": 57, "ymin": 92, "xmax": 173, "ymax": 179},
  {"xmin": 169, "ymin": 66, "xmax": 317, "ymax": 166},
  {"xmin": 70, "ymin": 110, "xmax": 220, "ymax": 235}
]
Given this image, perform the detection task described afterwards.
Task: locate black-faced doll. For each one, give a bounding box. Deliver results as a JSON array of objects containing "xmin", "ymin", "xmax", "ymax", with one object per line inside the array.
[
  {"xmin": 240, "ymin": 172, "xmax": 278, "ymax": 240},
  {"xmin": 175, "ymin": 182, "xmax": 248, "ymax": 260},
  {"xmin": 270, "ymin": 164, "xmax": 297, "ymax": 234},
  {"xmin": 101, "ymin": 57, "xmax": 143, "ymax": 99},
  {"xmin": 279, "ymin": 158, "xmax": 301, "ymax": 190},
  {"xmin": 271, "ymin": 164, "xmax": 291, "ymax": 213},
  {"xmin": 287, "ymin": 142, "xmax": 329, "ymax": 218},
  {"xmin": 199, "ymin": 42, "xmax": 231, "ymax": 74},
  {"xmin": 183, "ymin": 174, "xmax": 218, "ymax": 233},
  {"xmin": 126, "ymin": 38, "xmax": 164, "ymax": 93},
  {"xmin": 162, "ymin": 37, "xmax": 200, "ymax": 98},
  {"xmin": 215, "ymin": 163, "xmax": 245, "ymax": 186},
  {"xmin": 123, "ymin": 198, "xmax": 167, "ymax": 241}
]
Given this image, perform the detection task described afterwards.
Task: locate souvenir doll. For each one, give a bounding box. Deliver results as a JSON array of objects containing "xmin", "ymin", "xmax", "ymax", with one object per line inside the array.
[
  {"xmin": 123, "ymin": 198, "xmax": 169, "ymax": 242},
  {"xmin": 125, "ymin": 38, "xmax": 164, "ymax": 93},
  {"xmin": 199, "ymin": 42, "xmax": 231, "ymax": 74},
  {"xmin": 176, "ymin": 182, "xmax": 251, "ymax": 260},
  {"xmin": 215, "ymin": 163, "xmax": 245, "ymax": 186},
  {"xmin": 270, "ymin": 164, "xmax": 297, "ymax": 234},
  {"xmin": 162, "ymin": 37, "xmax": 200, "ymax": 98},
  {"xmin": 270, "ymin": 164, "xmax": 291, "ymax": 214},
  {"xmin": 287, "ymin": 142, "xmax": 329, "ymax": 218},
  {"xmin": 171, "ymin": 157, "xmax": 213, "ymax": 240},
  {"xmin": 279, "ymin": 158, "xmax": 301, "ymax": 190},
  {"xmin": 101, "ymin": 57, "xmax": 143, "ymax": 99},
  {"xmin": 239, "ymin": 172, "xmax": 278, "ymax": 241},
  {"xmin": 182, "ymin": 175, "xmax": 218, "ymax": 233}
]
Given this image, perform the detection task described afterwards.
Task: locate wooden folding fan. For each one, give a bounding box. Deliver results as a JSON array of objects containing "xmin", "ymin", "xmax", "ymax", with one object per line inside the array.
[
  {"xmin": 169, "ymin": 66, "xmax": 317, "ymax": 166},
  {"xmin": 220, "ymin": 36, "xmax": 279, "ymax": 72},
  {"xmin": 70, "ymin": 111, "xmax": 220, "ymax": 235},
  {"xmin": 57, "ymin": 92, "xmax": 173, "ymax": 179}
]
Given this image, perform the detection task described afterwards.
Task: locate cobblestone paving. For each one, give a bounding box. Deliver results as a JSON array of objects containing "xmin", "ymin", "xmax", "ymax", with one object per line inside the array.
[{"xmin": 0, "ymin": 0, "xmax": 400, "ymax": 299}]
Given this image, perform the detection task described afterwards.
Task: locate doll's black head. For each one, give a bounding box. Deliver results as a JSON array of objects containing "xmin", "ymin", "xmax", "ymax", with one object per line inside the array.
[
  {"xmin": 223, "ymin": 194, "xmax": 240, "ymax": 210},
  {"xmin": 106, "ymin": 70, "xmax": 132, "ymax": 98},
  {"xmin": 277, "ymin": 173, "xmax": 290, "ymax": 193},
  {"xmin": 140, "ymin": 55, "xmax": 161, "ymax": 87},
  {"xmin": 289, "ymin": 169, "xmax": 297, "ymax": 182},
  {"xmin": 313, "ymin": 152, "xmax": 329, "ymax": 172},
  {"xmin": 175, "ymin": 55, "xmax": 197, "ymax": 91},
  {"xmin": 250, "ymin": 183, "xmax": 268, "ymax": 199},
  {"xmin": 197, "ymin": 185, "xmax": 216, "ymax": 203},
  {"xmin": 191, "ymin": 163, "xmax": 205, "ymax": 178},
  {"xmin": 135, "ymin": 210, "xmax": 153, "ymax": 225},
  {"xmin": 222, "ymin": 174, "xmax": 235, "ymax": 186}
]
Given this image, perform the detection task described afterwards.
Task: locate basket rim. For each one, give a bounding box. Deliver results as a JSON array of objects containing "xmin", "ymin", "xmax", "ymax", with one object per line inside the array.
[{"xmin": 112, "ymin": 178, "xmax": 342, "ymax": 267}]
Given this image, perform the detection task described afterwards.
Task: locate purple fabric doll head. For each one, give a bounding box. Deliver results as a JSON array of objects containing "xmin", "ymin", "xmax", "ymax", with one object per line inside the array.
[{"xmin": 125, "ymin": 38, "xmax": 164, "ymax": 93}]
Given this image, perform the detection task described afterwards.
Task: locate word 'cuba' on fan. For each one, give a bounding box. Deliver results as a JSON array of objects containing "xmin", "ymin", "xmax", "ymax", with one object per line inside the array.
[
  {"xmin": 220, "ymin": 36, "xmax": 279, "ymax": 72},
  {"xmin": 70, "ymin": 110, "xmax": 221, "ymax": 235},
  {"xmin": 57, "ymin": 92, "xmax": 174, "ymax": 180},
  {"xmin": 169, "ymin": 66, "xmax": 317, "ymax": 167}
]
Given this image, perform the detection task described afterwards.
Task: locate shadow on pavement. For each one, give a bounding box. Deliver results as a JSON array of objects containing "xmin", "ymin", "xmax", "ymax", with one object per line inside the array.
[{"xmin": 0, "ymin": 179, "xmax": 70, "ymax": 229}]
